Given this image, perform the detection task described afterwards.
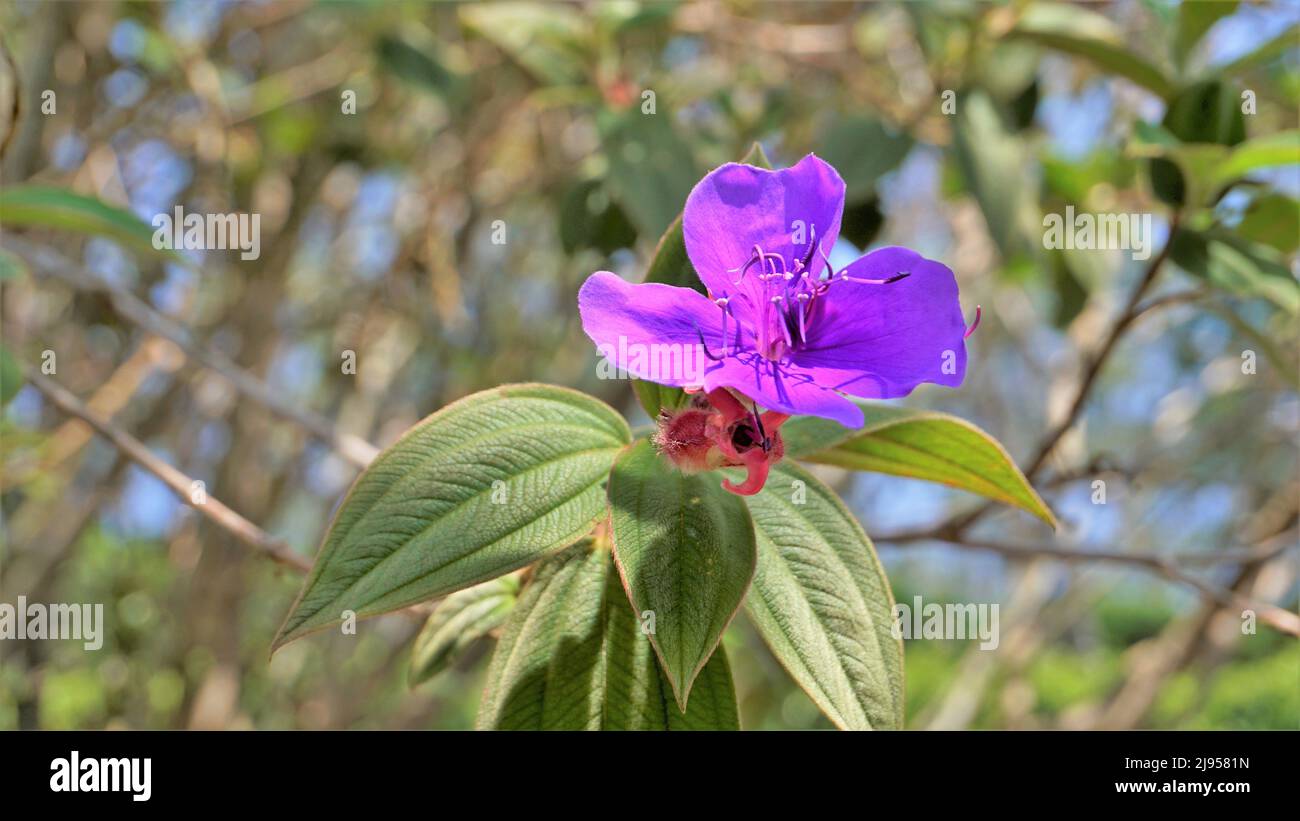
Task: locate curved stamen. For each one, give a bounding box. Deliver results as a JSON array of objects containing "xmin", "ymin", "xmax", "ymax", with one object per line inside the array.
[
  {"xmin": 751, "ymin": 405, "xmax": 768, "ymax": 451},
  {"xmin": 773, "ymin": 294, "xmax": 793, "ymax": 350},
  {"xmin": 840, "ymin": 270, "xmax": 911, "ymax": 285},
  {"xmin": 799, "ymin": 224, "xmax": 818, "ymax": 273},
  {"xmin": 714, "ymin": 295, "xmax": 731, "ymax": 356},
  {"xmin": 694, "ymin": 323, "xmax": 725, "ymax": 362},
  {"xmin": 817, "ymin": 240, "xmax": 835, "ymax": 280},
  {"xmin": 964, "ymin": 304, "xmax": 982, "ymax": 339},
  {"xmin": 729, "ymin": 253, "xmax": 761, "ymax": 286},
  {"xmin": 760, "ymin": 250, "xmax": 787, "ymax": 277}
]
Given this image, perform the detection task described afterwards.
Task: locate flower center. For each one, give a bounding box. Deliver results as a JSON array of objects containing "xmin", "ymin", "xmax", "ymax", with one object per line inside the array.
[
  {"xmin": 720, "ymin": 227, "xmax": 912, "ymax": 362},
  {"xmin": 650, "ymin": 389, "xmax": 789, "ymax": 495}
]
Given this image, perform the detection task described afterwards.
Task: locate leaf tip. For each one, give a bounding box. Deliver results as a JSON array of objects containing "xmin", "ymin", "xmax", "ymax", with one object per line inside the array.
[
  {"xmin": 670, "ymin": 678, "xmax": 692, "ymax": 714},
  {"xmin": 1025, "ymin": 488, "xmax": 1060, "ymax": 531},
  {"xmin": 267, "ymin": 630, "xmax": 294, "ymax": 659},
  {"xmin": 269, "ymin": 611, "xmax": 311, "ymax": 658}
]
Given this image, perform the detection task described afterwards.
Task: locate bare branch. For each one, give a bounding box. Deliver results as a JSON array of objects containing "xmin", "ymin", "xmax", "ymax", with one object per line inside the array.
[
  {"xmin": 1022, "ymin": 212, "xmax": 1184, "ymax": 480},
  {"xmin": 4, "ymin": 238, "xmax": 381, "ymax": 468},
  {"xmin": 877, "ymin": 531, "xmax": 1300, "ymax": 637},
  {"xmin": 1133, "ymin": 288, "xmax": 1209, "ymax": 318},
  {"xmin": 23, "ymin": 366, "xmax": 311, "ymax": 573},
  {"xmin": 929, "ymin": 213, "xmax": 1185, "ymax": 539}
]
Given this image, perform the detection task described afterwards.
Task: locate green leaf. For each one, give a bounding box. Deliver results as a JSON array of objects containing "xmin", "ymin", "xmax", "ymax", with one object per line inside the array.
[
  {"xmin": 1237, "ymin": 193, "xmax": 1300, "ymax": 254},
  {"xmin": 782, "ymin": 400, "xmax": 1057, "ymax": 528},
  {"xmin": 1174, "ymin": 1, "xmax": 1238, "ymax": 68},
  {"xmin": 1170, "ymin": 229, "xmax": 1299, "ymax": 315},
  {"xmin": 476, "ymin": 540, "xmax": 739, "ymax": 729},
  {"xmin": 632, "ymin": 142, "xmax": 772, "ymax": 418},
  {"xmin": 375, "ymin": 33, "xmax": 464, "ymax": 102},
  {"xmin": 408, "ymin": 576, "xmax": 519, "ymax": 686},
  {"xmin": 1146, "ymin": 144, "xmax": 1231, "ymax": 208},
  {"xmin": 838, "ymin": 196, "xmax": 885, "ymax": 248},
  {"xmin": 1163, "ymin": 80, "xmax": 1246, "ymax": 146},
  {"xmin": 1142, "ymin": 80, "xmax": 1247, "ymax": 206},
  {"xmin": 558, "ymin": 178, "xmax": 636, "ymax": 255},
  {"xmin": 458, "ymin": 2, "xmax": 590, "ymax": 87},
  {"xmin": 631, "ymin": 380, "xmax": 689, "ymax": 420},
  {"xmin": 818, "ymin": 115, "xmax": 913, "ymax": 201},
  {"xmin": 1211, "ymin": 24, "xmax": 1298, "ymax": 77},
  {"xmin": 273, "ymin": 384, "xmax": 631, "ymax": 650},
  {"xmin": 1006, "ymin": 4, "xmax": 1174, "ymax": 99},
  {"xmin": 1132, "ymin": 120, "xmax": 1180, "ymax": 150},
  {"xmin": 950, "ymin": 89, "xmax": 1040, "ymax": 261},
  {"xmin": 746, "ymin": 462, "xmax": 904, "ymax": 729},
  {"xmin": 1051, "ymin": 248, "xmax": 1093, "ymax": 328},
  {"xmin": 1043, "ymin": 148, "xmax": 1138, "ymax": 205},
  {"xmin": 0, "ymin": 185, "xmax": 186, "ymax": 264},
  {"xmin": 1214, "ymin": 130, "xmax": 1300, "ymax": 183},
  {"xmin": 1139, "ymin": 129, "xmax": 1297, "ymax": 209},
  {"xmin": 1204, "ymin": 302, "xmax": 1299, "ymax": 389},
  {"xmin": 0, "ymin": 248, "xmax": 27, "ymax": 281},
  {"xmin": 643, "ymin": 141, "xmax": 771, "ymax": 294},
  {"xmin": 600, "ymin": 109, "xmax": 701, "ymax": 241},
  {"xmin": 0, "ymin": 345, "xmax": 22, "ymax": 406},
  {"xmin": 607, "ymin": 439, "xmax": 757, "ymax": 709}
]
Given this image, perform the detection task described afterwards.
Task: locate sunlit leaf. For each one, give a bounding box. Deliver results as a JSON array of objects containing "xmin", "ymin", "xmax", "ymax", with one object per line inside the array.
[
  {"xmin": 0, "ymin": 247, "xmax": 26, "ymax": 281},
  {"xmin": 375, "ymin": 33, "xmax": 464, "ymax": 102},
  {"xmin": 1170, "ymin": 229, "xmax": 1299, "ymax": 315},
  {"xmin": 1007, "ymin": 3, "xmax": 1174, "ymax": 99},
  {"xmin": 408, "ymin": 576, "xmax": 519, "ymax": 686},
  {"xmin": 458, "ymin": 2, "xmax": 590, "ymax": 86},
  {"xmin": 477, "ymin": 540, "xmax": 739, "ymax": 729},
  {"xmin": 1211, "ymin": 24, "xmax": 1298, "ymax": 77},
  {"xmin": 1214, "ymin": 130, "xmax": 1300, "ymax": 183},
  {"xmin": 607, "ymin": 439, "xmax": 756, "ymax": 709},
  {"xmin": 0, "ymin": 344, "xmax": 22, "ymax": 406},
  {"xmin": 783, "ymin": 400, "xmax": 1057, "ymax": 528},
  {"xmin": 600, "ymin": 108, "xmax": 701, "ymax": 240},
  {"xmin": 746, "ymin": 462, "xmax": 903, "ymax": 729},
  {"xmin": 819, "ymin": 114, "xmax": 913, "ymax": 201},
  {"xmin": 1237, "ymin": 193, "xmax": 1300, "ymax": 254},
  {"xmin": 273, "ymin": 384, "xmax": 631, "ymax": 650},
  {"xmin": 950, "ymin": 89, "xmax": 1040, "ymax": 261},
  {"xmin": 1174, "ymin": 1, "xmax": 1238, "ymax": 68},
  {"xmin": 0, "ymin": 185, "xmax": 185, "ymax": 265}
]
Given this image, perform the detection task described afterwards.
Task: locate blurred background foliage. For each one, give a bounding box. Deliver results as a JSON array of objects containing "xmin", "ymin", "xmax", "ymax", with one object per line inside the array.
[{"xmin": 0, "ymin": 0, "xmax": 1296, "ymax": 730}]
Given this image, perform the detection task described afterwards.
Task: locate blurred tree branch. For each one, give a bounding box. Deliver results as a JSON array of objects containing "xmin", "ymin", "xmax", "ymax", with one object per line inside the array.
[
  {"xmin": 22, "ymin": 365, "xmax": 311, "ymax": 572},
  {"xmin": 912, "ymin": 533, "xmax": 1299, "ymax": 637},
  {"xmin": 890, "ymin": 212, "xmax": 1186, "ymax": 543},
  {"xmin": 4, "ymin": 237, "xmax": 381, "ymax": 468}
]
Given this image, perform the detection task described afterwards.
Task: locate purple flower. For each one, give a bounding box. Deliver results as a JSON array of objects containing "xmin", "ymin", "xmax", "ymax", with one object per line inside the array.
[{"xmin": 578, "ymin": 153, "xmax": 973, "ymax": 430}]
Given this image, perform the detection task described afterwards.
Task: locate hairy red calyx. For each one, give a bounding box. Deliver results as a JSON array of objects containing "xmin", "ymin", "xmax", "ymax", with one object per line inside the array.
[{"xmin": 651, "ymin": 388, "xmax": 788, "ymax": 496}]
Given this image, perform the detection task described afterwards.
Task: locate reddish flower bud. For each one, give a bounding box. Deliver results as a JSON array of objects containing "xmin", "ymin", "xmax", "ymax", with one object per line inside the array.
[{"xmin": 651, "ymin": 388, "xmax": 789, "ymax": 496}]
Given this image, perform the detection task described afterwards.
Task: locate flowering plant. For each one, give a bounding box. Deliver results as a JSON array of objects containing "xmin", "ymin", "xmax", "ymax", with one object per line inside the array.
[
  {"xmin": 274, "ymin": 147, "xmax": 1052, "ymax": 730},
  {"xmin": 580, "ymin": 153, "xmax": 978, "ymax": 494}
]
